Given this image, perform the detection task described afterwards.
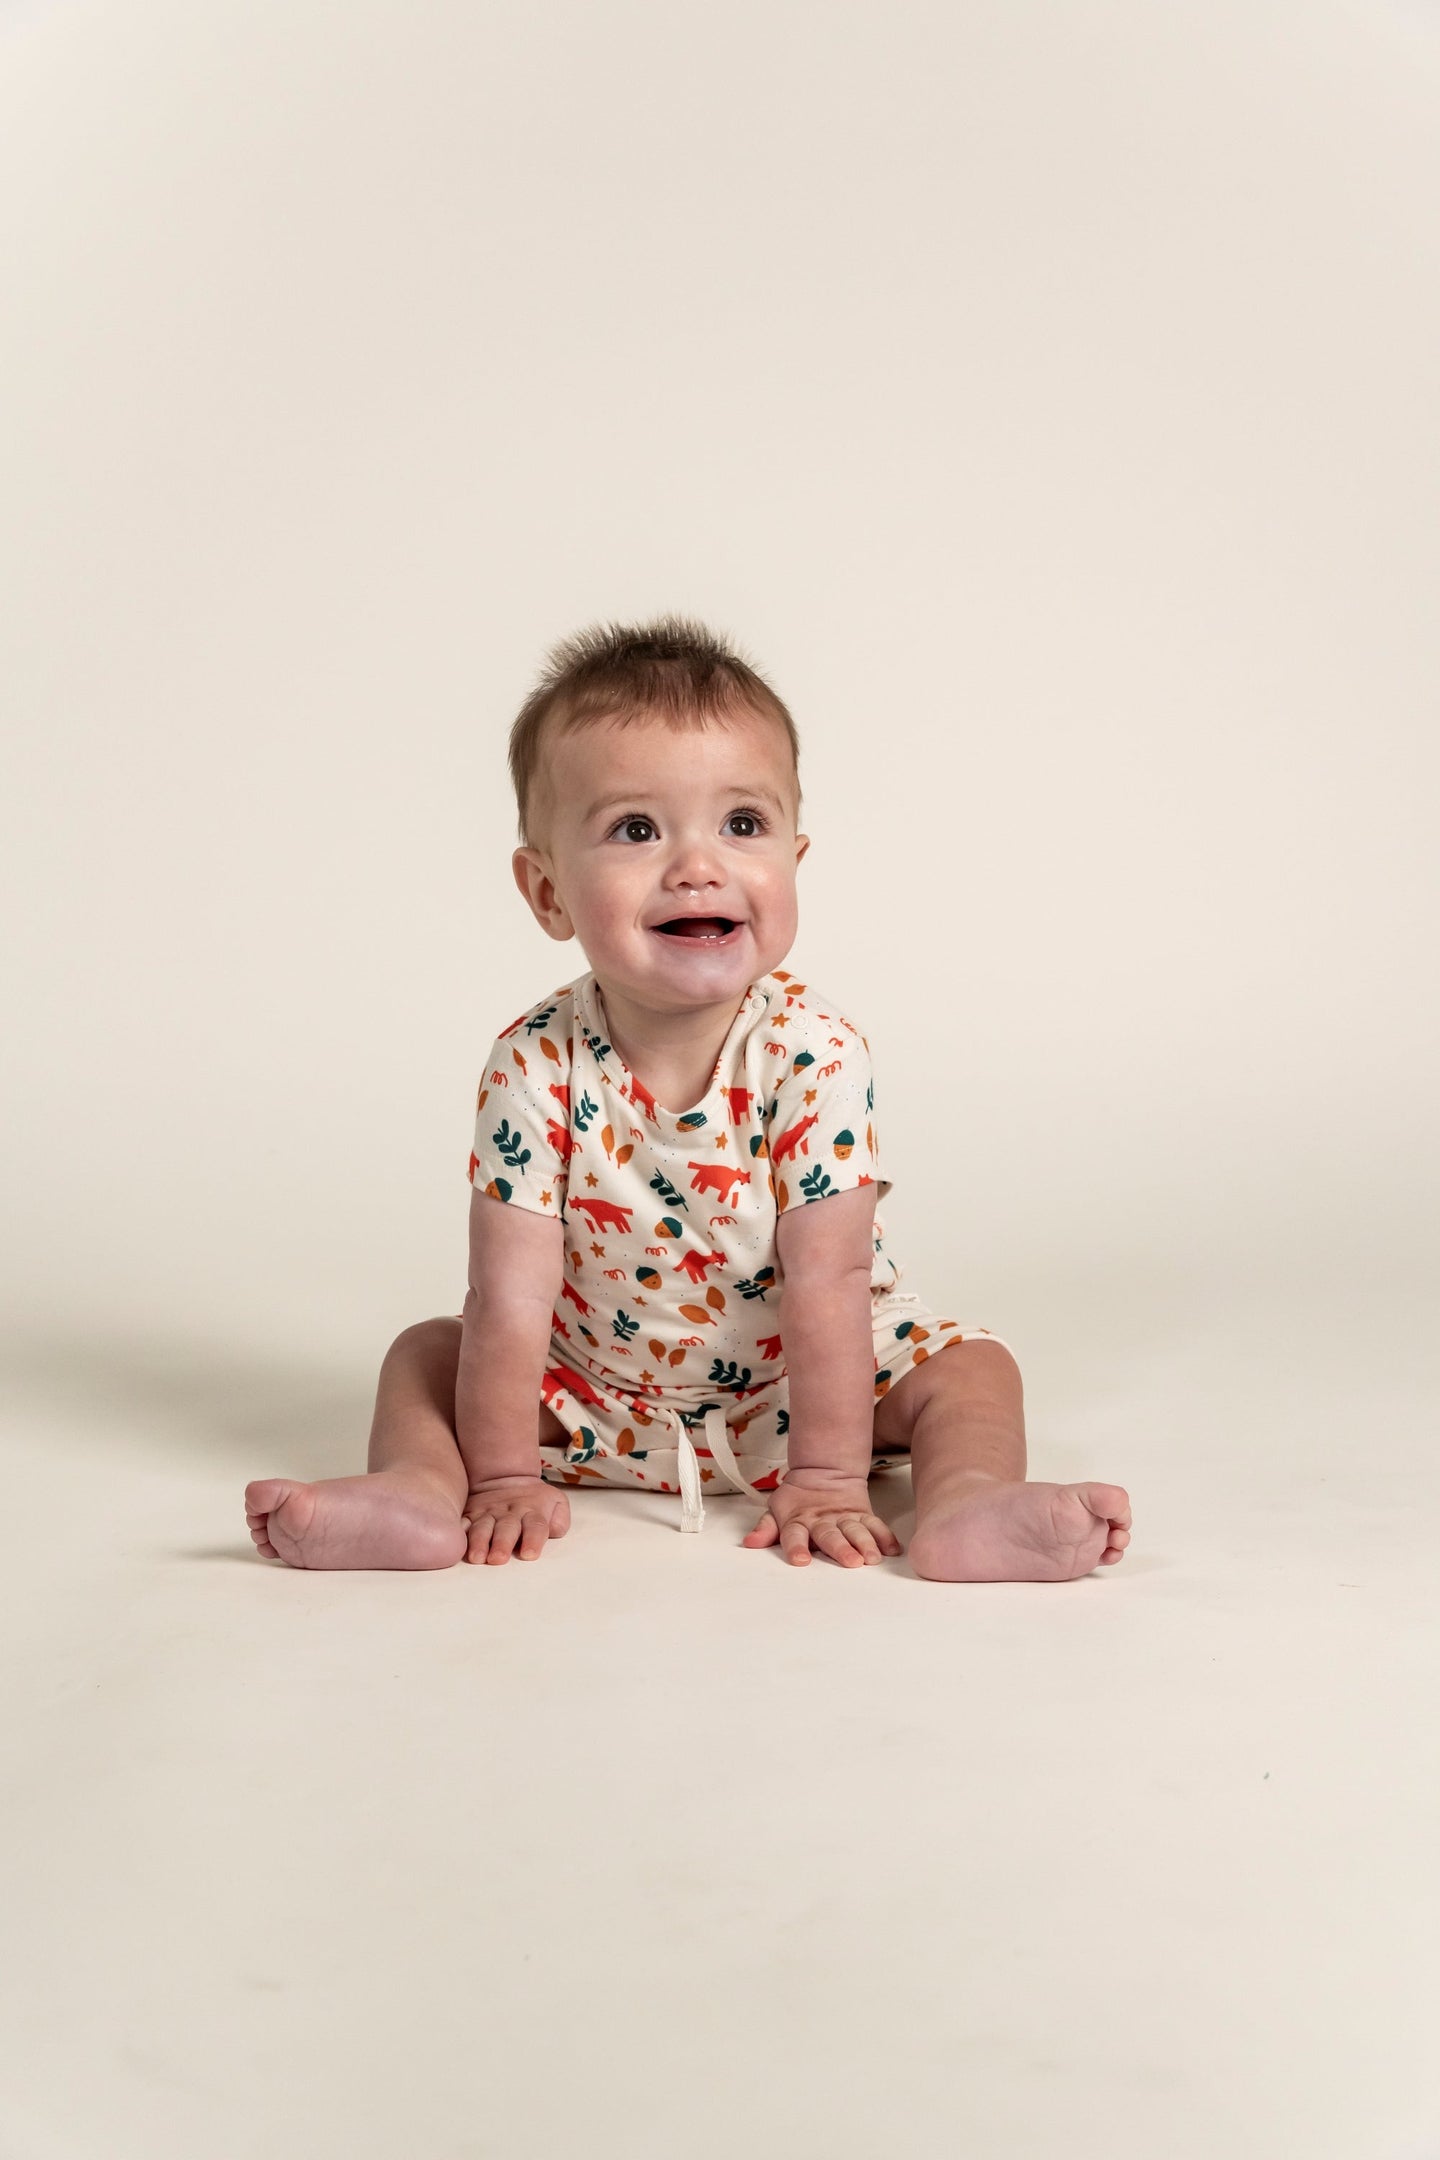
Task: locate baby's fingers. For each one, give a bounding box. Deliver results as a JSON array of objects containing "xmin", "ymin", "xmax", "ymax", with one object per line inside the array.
[
  {"xmin": 513, "ymin": 1508, "xmax": 553, "ymax": 1561},
  {"xmin": 861, "ymin": 1513, "xmax": 903, "ymax": 1561},
  {"xmin": 464, "ymin": 1511, "xmax": 495, "ymax": 1564},
  {"xmin": 742, "ymin": 1513, "xmax": 780, "ymax": 1549},
  {"xmin": 810, "ymin": 1520, "xmax": 865, "ymax": 1569}
]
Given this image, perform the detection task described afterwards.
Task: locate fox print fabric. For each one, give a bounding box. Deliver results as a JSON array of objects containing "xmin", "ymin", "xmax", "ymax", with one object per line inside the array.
[{"xmin": 466, "ymin": 968, "xmax": 1003, "ymax": 1498}]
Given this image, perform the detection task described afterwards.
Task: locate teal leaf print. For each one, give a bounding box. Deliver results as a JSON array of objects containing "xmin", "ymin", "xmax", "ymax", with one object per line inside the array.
[
  {"xmin": 798, "ymin": 1166, "xmax": 834, "ymax": 1203},
  {"xmin": 649, "ymin": 1172, "xmax": 688, "ymax": 1211},
  {"xmin": 493, "ymin": 1119, "xmax": 532, "ymax": 1173},
  {"xmin": 709, "ymin": 1359, "xmax": 752, "ymax": 1392},
  {"xmin": 573, "ymin": 1088, "xmax": 599, "ymax": 1133},
  {"xmin": 865, "ymin": 1079, "xmax": 874, "ymax": 1113},
  {"xmin": 525, "ymin": 1004, "xmax": 558, "ymax": 1036},
  {"xmin": 611, "ymin": 1310, "xmax": 639, "ymax": 1344},
  {"xmin": 776, "ymin": 1407, "xmax": 789, "ymax": 1437},
  {"xmin": 735, "ymin": 1267, "xmax": 776, "ymax": 1302}
]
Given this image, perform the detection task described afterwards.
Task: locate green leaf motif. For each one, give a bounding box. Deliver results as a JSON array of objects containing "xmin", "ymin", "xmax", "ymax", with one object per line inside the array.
[
  {"xmin": 709, "ymin": 1359, "xmax": 752, "ymax": 1391},
  {"xmin": 573, "ymin": 1089, "xmax": 599, "ymax": 1133},
  {"xmin": 493, "ymin": 1119, "xmax": 532, "ymax": 1172},
  {"xmin": 611, "ymin": 1310, "xmax": 639, "ymax": 1343},
  {"xmin": 799, "ymin": 1167, "xmax": 833, "ymax": 1203}
]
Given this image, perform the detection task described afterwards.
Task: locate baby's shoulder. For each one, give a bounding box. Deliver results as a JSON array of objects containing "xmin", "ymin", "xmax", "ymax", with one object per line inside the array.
[
  {"xmin": 764, "ymin": 970, "xmax": 870, "ymax": 1059},
  {"xmin": 494, "ymin": 980, "xmax": 580, "ymax": 1047}
]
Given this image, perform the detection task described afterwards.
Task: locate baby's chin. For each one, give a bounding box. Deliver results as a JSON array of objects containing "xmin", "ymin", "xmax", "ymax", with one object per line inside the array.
[{"xmin": 586, "ymin": 928, "xmax": 792, "ymax": 1007}]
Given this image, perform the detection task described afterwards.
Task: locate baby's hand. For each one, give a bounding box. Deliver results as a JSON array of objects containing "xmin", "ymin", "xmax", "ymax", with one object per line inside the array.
[
  {"xmin": 741, "ymin": 1470, "xmax": 902, "ymax": 1569},
  {"xmin": 463, "ymin": 1476, "xmax": 571, "ymax": 1564}
]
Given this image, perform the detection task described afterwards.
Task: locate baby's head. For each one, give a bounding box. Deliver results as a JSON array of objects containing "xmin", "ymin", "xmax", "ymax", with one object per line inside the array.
[{"xmin": 507, "ymin": 616, "xmax": 809, "ymax": 1017}]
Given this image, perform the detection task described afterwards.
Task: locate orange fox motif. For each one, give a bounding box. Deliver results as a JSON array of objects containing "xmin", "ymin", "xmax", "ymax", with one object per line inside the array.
[
  {"xmin": 626, "ymin": 1073, "xmax": 660, "ymax": 1123},
  {"xmin": 686, "ymin": 1160, "xmax": 750, "ymax": 1205},
  {"xmin": 771, "ymin": 1112, "xmax": 819, "ymax": 1164},
  {"xmin": 725, "ymin": 1086, "xmax": 753, "ymax": 1124},
  {"xmin": 559, "ymin": 1279, "xmax": 592, "ymax": 1317},
  {"xmin": 673, "ymin": 1248, "xmax": 725, "ymax": 1284},
  {"xmin": 569, "ymin": 1197, "xmax": 635, "ymax": 1235},
  {"xmin": 545, "ymin": 1118, "xmax": 579, "ymax": 1164},
  {"xmin": 542, "ymin": 1362, "xmax": 606, "ymax": 1411}
]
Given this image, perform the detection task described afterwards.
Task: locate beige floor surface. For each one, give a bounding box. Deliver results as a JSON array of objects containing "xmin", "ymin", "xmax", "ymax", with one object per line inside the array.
[{"xmin": 2, "ymin": 1263, "xmax": 1437, "ymax": 2160}]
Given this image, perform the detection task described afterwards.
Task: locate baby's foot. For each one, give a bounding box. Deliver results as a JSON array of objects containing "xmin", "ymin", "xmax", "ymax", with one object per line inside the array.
[
  {"xmin": 244, "ymin": 1467, "xmax": 468, "ymax": 1571},
  {"xmin": 908, "ymin": 1478, "xmax": 1132, "ymax": 1583}
]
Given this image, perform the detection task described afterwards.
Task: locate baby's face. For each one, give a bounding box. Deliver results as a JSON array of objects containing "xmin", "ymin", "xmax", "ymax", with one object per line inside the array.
[{"xmin": 513, "ymin": 707, "xmax": 809, "ymax": 1017}]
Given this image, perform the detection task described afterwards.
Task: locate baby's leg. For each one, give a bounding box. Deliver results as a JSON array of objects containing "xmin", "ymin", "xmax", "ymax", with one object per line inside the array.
[
  {"xmin": 882, "ymin": 1340, "xmax": 1132, "ymax": 1582},
  {"xmin": 244, "ymin": 1319, "xmax": 470, "ymax": 1570}
]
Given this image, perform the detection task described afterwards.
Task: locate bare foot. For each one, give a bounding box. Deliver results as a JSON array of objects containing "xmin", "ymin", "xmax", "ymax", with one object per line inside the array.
[
  {"xmin": 244, "ymin": 1467, "xmax": 468, "ymax": 1571},
  {"xmin": 908, "ymin": 1477, "xmax": 1132, "ymax": 1583}
]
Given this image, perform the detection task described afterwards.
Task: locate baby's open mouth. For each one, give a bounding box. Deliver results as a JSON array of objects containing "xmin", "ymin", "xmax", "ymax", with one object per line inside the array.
[{"xmin": 653, "ymin": 918, "xmax": 740, "ymax": 941}]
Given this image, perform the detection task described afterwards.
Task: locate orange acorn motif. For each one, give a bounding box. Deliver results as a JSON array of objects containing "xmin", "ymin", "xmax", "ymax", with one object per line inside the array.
[{"xmin": 833, "ymin": 1128, "xmax": 854, "ymax": 1160}]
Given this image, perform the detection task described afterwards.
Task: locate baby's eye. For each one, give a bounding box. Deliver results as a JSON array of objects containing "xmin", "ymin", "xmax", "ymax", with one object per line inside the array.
[{"xmin": 607, "ymin": 808, "xmax": 769, "ymax": 843}]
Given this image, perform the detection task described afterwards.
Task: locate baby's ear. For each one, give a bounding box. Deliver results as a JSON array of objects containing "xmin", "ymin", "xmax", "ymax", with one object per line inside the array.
[
  {"xmin": 794, "ymin": 833, "xmax": 811, "ymax": 866},
  {"xmin": 512, "ymin": 848, "xmax": 570, "ymax": 939}
]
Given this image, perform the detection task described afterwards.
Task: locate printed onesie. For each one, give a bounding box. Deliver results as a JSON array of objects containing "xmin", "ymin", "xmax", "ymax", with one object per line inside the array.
[{"xmin": 465, "ymin": 967, "xmax": 1009, "ymax": 1531}]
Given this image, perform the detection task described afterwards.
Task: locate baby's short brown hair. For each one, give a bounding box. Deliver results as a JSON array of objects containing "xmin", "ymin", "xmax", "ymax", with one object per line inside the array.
[{"xmin": 507, "ymin": 614, "xmax": 802, "ymax": 852}]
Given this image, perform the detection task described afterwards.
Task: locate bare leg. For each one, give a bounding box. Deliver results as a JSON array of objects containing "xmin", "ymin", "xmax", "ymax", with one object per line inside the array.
[
  {"xmin": 874, "ymin": 1338, "xmax": 1132, "ymax": 1583},
  {"xmin": 244, "ymin": 1319, "xmax": 471, "ymax": 1570},
  {"xmin": 364, "ymin": 1317, "xmax": 469, "ymax": 1501}
]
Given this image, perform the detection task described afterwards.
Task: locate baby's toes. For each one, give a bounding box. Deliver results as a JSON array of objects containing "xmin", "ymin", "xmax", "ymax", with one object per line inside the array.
[{"xmin": 1075, "ymin": 1481, "xmax": 1132, "ymax": 1528}]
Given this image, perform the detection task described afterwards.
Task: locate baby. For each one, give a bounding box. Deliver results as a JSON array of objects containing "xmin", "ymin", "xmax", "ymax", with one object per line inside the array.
[{"xmin": 245, "ymin": 616, "xmax": 1132, "ymax": 1579}]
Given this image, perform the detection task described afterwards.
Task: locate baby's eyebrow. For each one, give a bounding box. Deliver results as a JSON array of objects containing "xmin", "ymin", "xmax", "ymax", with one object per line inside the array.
[{"xmin": 584, "ymin": 786, "xmax": 785, "ymax": 822}]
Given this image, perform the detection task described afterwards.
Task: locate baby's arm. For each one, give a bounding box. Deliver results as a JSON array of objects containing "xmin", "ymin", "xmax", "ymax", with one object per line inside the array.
[
  {"xmin": 774, "ymin": 1181, "xmax": 878, "ymax": 1479},
  {"xmin": 742, "ymin": 1183, "xmax": 901, "ymax": 1567},
  {"xmin": 458, "ymin": 1189, "xmax": 566, "ymax": 1559}
]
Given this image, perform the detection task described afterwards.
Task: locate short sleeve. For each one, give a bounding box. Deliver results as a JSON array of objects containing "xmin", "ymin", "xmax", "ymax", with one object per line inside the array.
[
  {"xmin": 466, "ymin": 1013, "xmax": 572, "ymax": 1219},
  {"xmin": 767, "ymin": 1018, "xmax": 891, "ymax": 1213}
]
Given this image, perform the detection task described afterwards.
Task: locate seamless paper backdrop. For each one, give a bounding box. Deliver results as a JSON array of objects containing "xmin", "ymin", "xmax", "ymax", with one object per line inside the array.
[{"xmin": 1, "ymin": 0, "xmax": 1437, "ymax": 1369}]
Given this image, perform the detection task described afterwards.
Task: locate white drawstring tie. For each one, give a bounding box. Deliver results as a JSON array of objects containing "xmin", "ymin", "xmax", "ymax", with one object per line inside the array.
[{"xmin": 673, "ymin": 1403, "xmax": 767, "ymax": 1532}]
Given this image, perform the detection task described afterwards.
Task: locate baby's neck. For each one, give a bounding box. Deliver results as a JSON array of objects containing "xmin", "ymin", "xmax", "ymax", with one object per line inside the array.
[{"xmin": 593, "ymin": 977, "xmax": 753, "ymax": 1116}]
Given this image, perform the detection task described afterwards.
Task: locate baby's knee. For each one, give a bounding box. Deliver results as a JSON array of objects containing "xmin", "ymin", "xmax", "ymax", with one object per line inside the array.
[{"xmin": 385, "ymin": 1314, "xmax": 463, "ymax": 1363}]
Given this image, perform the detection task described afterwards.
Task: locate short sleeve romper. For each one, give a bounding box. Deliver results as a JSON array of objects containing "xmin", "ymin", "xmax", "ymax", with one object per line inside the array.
[{"xmin": 465, "ymin": 967, "xmax": 1011, "ymax": 1531}]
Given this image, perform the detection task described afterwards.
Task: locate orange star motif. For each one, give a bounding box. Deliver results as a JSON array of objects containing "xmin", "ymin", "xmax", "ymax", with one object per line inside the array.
[
  {"xmin": 540, "ymin": 1190, "xmax": 553, "ymax": 1206},
  {"xmin": 715, "ymin": 1132, "xmax": 728, "ymax": 1150},
  {"xmin": 585, "ymin": 1171, "xmax": 599, "ymax": 1187},
  {"xmin": 590, "ymin": 1242, "xmax": 605, "ymax": 1258},
  {"xmin": 804, "ymin": 1088, "xmax": 817, "ymax": 1105}
]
